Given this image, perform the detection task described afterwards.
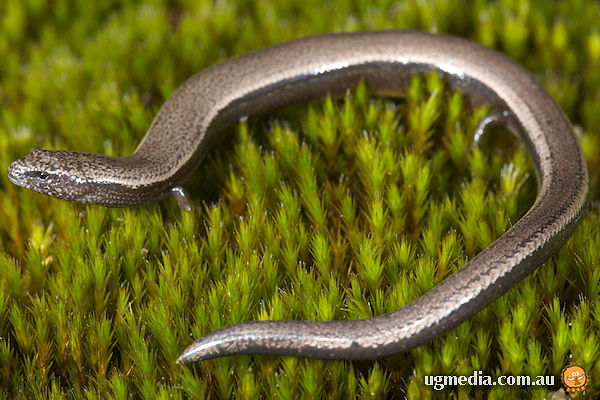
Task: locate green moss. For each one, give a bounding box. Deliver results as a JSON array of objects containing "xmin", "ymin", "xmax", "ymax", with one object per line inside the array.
[{"xmin": 1, "ymin": 0, "xmax": 599, "ymax": 398}]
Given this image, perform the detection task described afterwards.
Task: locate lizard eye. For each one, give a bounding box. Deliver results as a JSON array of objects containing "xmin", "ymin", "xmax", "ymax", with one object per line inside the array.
[{"xmin": 36, "ymin": 171, "xmax": 49, "ymax": 180}]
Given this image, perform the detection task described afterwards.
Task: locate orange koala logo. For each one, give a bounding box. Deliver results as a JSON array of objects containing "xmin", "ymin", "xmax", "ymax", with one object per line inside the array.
[{"xmin": 561, "ymin": 364, "xmax": 588, "ymax": 393}]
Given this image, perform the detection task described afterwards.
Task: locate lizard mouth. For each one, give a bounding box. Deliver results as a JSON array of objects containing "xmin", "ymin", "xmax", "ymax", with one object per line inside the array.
[{"xmin": 7, "ymin": 161, "xmax": 26, "ymax": 188}]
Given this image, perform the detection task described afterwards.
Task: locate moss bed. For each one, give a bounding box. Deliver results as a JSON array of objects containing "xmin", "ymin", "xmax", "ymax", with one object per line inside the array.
[{"xmin": 0, "ymin": 0, "xmax": 599, "ymax": 398}]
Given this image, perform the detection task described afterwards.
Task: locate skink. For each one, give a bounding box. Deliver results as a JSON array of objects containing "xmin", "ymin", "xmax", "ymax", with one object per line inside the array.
[{"xmin": 7, "ymin": 32, "xmax": 588, "ymax": 363}]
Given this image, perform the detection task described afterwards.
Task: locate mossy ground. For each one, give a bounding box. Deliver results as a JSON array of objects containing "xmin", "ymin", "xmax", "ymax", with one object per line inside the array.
[{"xmin": 1, "ymin": 0, "xmax": 599, "ymax": 398}]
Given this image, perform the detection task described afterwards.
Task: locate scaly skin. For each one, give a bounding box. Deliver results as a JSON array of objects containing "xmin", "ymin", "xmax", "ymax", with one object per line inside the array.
[{"xmin": 7, "ymin": 32, "xmax": 589, "ymax": 363}]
